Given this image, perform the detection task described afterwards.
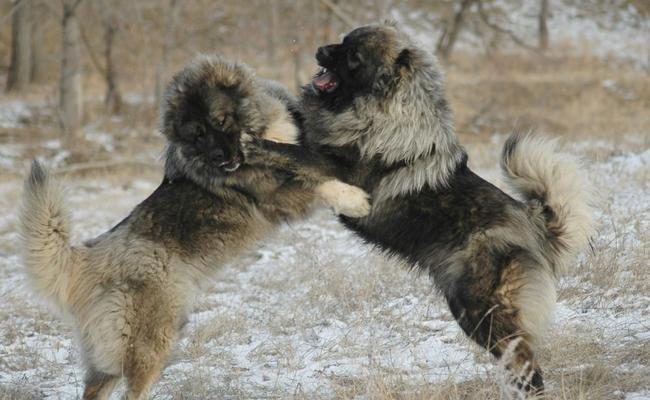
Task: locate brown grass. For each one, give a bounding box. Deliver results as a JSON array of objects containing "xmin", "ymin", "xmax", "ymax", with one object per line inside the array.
[
  {"xmin": 447, "ymin": 51, "xmax": 650, "ymax": 144},
  {"xmin": 1, "ymin": 49, "xmax": 649, "ymax": 399}
]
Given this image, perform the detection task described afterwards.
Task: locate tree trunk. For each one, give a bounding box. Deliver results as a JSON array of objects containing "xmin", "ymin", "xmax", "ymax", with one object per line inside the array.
[
  {"xmin": 30, "ymin": 0, "xmax": 47, "ymax": 83},
  {"xmin": 436, "ymin": 0, "xmax": 476, "ymax": 60},
  {"xmin": 322, "ymin": 0, "xmax": 339, "ymax": 43},
  {"xmin": 539, "ymin": 0, "xmax": 549, "ymax": 51},
  {"xmin": 59, "ymin": 0, "xmax": 83, "ymax": 141},
  {"xmin": 103, "ymin": 11, "xmax": 122, "ymax": 114},
  {"xmin": 7, "ymin": 0, "xmax": 32, "ymax": 92},
  {"xmin": 154, "ymin": 0, "xmax": 180, "ymax": 109},
  {"xmin": 266, "ymin": 0, "xmax": 278, "ymax": 67}
]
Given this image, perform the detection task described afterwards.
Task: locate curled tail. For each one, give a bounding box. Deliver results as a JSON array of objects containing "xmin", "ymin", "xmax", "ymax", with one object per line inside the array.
[
  {"xmin": 20, "ymin": 160, "xmax": 77, "ymax": 310},
  {"xmin": 501, "ymin": 133, "xmax": 595, "ymax": 275}
]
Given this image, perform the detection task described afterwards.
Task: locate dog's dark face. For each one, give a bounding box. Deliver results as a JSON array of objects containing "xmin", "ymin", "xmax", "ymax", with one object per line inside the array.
[
  {"xmin": 162, "ymin": 57, "xmax": 264, "ymax": 181},
  {"xmin": 171, "ymin": 87, "xmax": 245, "ymax": 173},
  {"xmin": 308, "ymin": 25, "xmax": 410, "ymax": 111}
]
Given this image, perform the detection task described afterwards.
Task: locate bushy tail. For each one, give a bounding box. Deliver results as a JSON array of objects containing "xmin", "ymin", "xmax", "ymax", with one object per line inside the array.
[
  {"xmin": 501, "ymin": 133, "xmax": 595, "ymax": 275},
  {"xmin": 20, "ymin": 160, "xmax": 76, "ymax": 310}
]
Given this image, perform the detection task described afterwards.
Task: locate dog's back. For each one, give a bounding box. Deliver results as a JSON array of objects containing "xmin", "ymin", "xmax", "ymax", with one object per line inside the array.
[
  {"xmin": 21, "ymin": 54, "xmax": 371, "ymax": 398},
  {"xmin": 299, "ymin": 23, "xmax": 596, "ymax": 394}
]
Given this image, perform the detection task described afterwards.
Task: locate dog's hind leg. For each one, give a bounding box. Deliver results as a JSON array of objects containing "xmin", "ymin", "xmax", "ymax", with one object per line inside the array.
[
  {"xmin": 124, "ymin": 337, "xmax": 172, "ymax": 400},
  {"xmin": 123, "ymin": 289, "xmax": 177, "ymax": 399},
  {"xmin": 124, "ymin": 361, "xmax": 164, "ymax": 400},
  {"xmin": 444, "ymin": 258, "xmax": 546, "ymax": 395},
  {"xmin": 82, "ymin": 368, "xmax": 120, "ymax": 400}
]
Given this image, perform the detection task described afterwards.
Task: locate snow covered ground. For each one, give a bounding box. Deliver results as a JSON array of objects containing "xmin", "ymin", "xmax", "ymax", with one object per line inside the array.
[
  {"xmin": 396, "ymin": 0, "xmax": 650, "ymax": 69},
  {"xmin": 0, "ymin": 2, "xmax": 648, "ymax": 395},
  {"xmin": 0, "ymin": 132, "xmax": 648, "ymax": 399}
]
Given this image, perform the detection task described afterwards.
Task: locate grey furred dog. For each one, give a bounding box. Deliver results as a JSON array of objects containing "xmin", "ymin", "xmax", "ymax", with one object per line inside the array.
[
  {"xmin": 297, "ymin": 22, "xmax": 596, "ymax": 394},
  {"xmin": 20, "ymin": 55, "xmax": 369, "ymax": 400}
]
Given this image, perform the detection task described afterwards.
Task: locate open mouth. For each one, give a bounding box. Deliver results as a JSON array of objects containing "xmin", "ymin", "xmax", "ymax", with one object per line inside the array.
[
  {"xmin": 312, "ymin": 67, "xmax": 339, "ymax": 93},
  {"xmin": 219, "ymin": 153, "xmax": 242, "ymax": 172}
]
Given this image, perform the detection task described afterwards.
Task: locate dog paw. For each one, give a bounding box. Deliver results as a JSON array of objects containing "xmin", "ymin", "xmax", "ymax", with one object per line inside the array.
[
  {"xmin": 239, "ymin": 133, "xmax": 258, "ymax": 159},
  {"xmin": 263, "ymin": 118, "xmax": 299, "ymax": 144},
  {"xmin": 240, "ymin": 132, "xmax": 255, "ymax": 144},
  {"xmin": 316, "ymin": 180, "xmax": 371, "ymax": 218}
]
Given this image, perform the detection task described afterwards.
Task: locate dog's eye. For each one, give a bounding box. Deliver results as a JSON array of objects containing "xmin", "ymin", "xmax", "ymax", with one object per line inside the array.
[
  {"xmin": 347, "ymin": 51, "xmax": 364, "ymax": 71},
  {"xmin": 214, "ymin": 115, "xmax": 226, "ymax": 128}
]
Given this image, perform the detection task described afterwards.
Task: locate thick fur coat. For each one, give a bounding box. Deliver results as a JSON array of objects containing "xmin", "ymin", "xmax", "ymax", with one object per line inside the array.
[
  {"xmin": 20, "ymin": 56, "xmax": 369, "ymax": 399},
  {"xmin": 299, "ymin": 23, "xmax": 595, "ymax": 394}
]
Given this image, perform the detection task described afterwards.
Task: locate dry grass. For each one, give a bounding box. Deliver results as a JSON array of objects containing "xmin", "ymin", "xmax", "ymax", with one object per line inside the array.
[
  {"xmin": 0, "ymin": 50, "xmax": 649, "ymax": 399},
  {"xmin": 447, "ymin": 50, "xmax": 650, "ymax": 145}
]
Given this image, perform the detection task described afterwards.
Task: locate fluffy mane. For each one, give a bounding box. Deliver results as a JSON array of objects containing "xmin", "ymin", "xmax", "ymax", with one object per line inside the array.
[{"xmin": 303, "ymin": 23, "xmax": 466, "ymax": 200}]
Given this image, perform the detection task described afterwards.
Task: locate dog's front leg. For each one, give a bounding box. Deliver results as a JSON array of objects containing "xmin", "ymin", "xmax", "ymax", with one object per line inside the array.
[{"xmin": 240, "ymin": 135, "xmax": 370, "ymax": 218}]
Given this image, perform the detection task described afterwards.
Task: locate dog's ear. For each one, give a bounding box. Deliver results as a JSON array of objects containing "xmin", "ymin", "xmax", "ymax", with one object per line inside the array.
[
  {"xmin": 395, "ymin": 49, "xmax": 413, "ymax": 69},
  {"xmin": 394, "ymin": 49, "xmax": 414, "ymax": 78}
]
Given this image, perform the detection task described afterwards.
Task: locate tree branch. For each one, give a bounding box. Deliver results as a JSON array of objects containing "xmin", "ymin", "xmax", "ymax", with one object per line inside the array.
[
  {"xmin": 77, "ymin": 19, "xmax": 107, "ymax": 76},
  {"xmin": 477, "ymin": 1, "xmax": 536, "ymax": 51},
  {"xmin": 318, "ymin": 0, "xmax": 356, "ymax": 29},
  {"xmin": 0, "ymin": 0, "xmax": 24, "ymax": 27},
  {"xmin": 70, "ymin": 0, "xmax": 83, "ymax": 13}
]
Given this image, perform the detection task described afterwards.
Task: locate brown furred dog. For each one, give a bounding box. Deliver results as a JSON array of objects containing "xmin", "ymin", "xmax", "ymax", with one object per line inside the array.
[
  {"xmin": 297, "ymin": 23, "xmax": 596, "ymax": 395},
  {"xmin": 20, "ymin": 56, "xmax": 369, "ymax": 399}
]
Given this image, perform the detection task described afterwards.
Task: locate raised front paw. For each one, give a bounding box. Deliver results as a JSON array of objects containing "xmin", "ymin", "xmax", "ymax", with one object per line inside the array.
[
  {"xmin": 239, "ymin": 133, "xmax": 261, "ymax": 160},
  {"xmin": 315, "ymin": 180, "xmax": 371, "ymax": 218}
]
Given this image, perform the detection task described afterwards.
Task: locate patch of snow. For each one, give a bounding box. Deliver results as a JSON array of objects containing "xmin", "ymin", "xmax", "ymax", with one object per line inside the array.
[
  {"xmin": 43, "ymin": 139, "xmax": 61, "ymax": 150},
  {"xmin": 0, "ymin": 100, "xmax": 33, "ymax": 128},
  {"xmin": 123, "ymin": 92, "xmax": 155, "ymax": 105},
  {"xmin": 626, "ymin": 391, "xmax": 650, "ymax": 400},
  {"xmin": 84, "ymin": 126, "xmax": 115, "ymax": 152},
  {"xmin": 392, "ymin": 0, "xmax": 650, "ymax": 68},
  {"xmin": 1, "ymin": 134, "xmax": 648, "ymax": 398}
]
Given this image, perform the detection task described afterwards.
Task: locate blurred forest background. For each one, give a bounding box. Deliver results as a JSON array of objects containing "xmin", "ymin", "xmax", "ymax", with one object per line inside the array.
[
  {"xmin": 1, "ymin": 2, "xmax": 650, "ymax": 399},
  {"xmin": 0, "ymin": 0, "xmax": 648, "ymax": 172}
]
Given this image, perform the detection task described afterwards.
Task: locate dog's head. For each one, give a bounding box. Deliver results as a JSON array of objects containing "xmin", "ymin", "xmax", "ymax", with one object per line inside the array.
[
  {"xmin": 307, "ymin": 23, "xmax": 415, "ymax": 112},
  {"xmin": 302, "ymin": 23, "xmax": 461, "ymax": 166},
  {"xmin": 162, "ymin": 56, "xmax": 266, "ymax": 179}
]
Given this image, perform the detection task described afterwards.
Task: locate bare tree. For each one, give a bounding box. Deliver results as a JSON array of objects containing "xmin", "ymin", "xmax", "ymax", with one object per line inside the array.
[
  {"xmin": 7, "ymin": 0, "xmax": 33, "ymax": 92},
  {"xmin": 59, "ymin": 0, "xmax": 84, "ymax": 140},
  {"xmin": 539, "ymin": 0, "xmax": 549, "ymax": 51},
  {"xmin": 154, "ymin": 0, "xmax": 181, "ymax": 108},
  {"xmin": 30, "ymin": 0, "xmax": 48, "ymax": 83},
  {"xmin": 100, "ymin": 1, "xmax": 122, "ymax": 114},
  {"xmin": 436, "ymin": 0, "xmax": 476, "ymax": 60},
  {"xmin": 319, "ymin": 0, "xmax": 355, "ymax": 31},
  {"xmin": 78, "ymin": 1, "xmax": 124, "ymax": 114},
  {"xmin": 322, "ymin": 0, "xmax": 340, "ymax": 43},
  {"xmin": 476, "ymin": 1, "xmax": 535, "ymax": 51}
]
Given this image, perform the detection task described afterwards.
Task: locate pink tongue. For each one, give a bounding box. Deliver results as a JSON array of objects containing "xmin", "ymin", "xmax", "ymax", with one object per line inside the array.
[{"xmin": 313, "ymin": 71, "xmax": 338, "ymax": 91}]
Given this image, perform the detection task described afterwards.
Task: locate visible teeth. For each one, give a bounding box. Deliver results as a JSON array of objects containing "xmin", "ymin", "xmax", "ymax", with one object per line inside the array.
[
  {"xmin": 224, "ymin": 162, "xmax": 240, "ymax": 172},
  {"xmin": 319, "ymin": 67, "xmax": 327, "ymax": 74}
]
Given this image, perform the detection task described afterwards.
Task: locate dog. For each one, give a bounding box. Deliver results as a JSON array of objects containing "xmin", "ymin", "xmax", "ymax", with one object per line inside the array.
[
  {"xmin": 20, "ymin": 55, "xmax": 370, "ymax": 399},
  {"xmin": 294, "ymin": 23, "xmax": 596, "ymax": 394}
]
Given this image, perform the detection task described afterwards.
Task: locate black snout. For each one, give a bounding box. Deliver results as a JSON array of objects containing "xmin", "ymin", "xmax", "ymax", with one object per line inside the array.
[
  {"xmin": 316, "ymin": 44, "xmax": 337, "ymax": 65},
  {"xmin": 209, "ymin": 147, "xmax": 226, "ymax": 163},
  {"xmin": 200, "ymin": 134, "xmax": 225, "ymax": 161}
]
